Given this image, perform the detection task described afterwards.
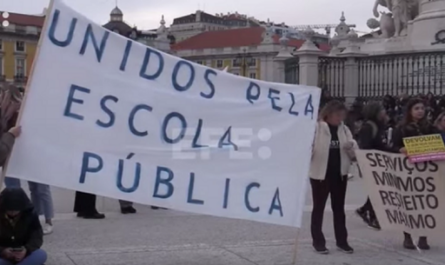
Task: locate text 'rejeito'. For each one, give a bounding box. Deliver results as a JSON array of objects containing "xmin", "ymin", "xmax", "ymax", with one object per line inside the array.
[{"xmin": 5, "ymin": 0, "xmax": 321, "ymax": 228}]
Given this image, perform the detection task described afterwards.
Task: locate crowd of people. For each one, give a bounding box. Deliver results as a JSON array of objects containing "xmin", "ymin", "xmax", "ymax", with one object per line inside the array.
[
  {"xmin": 0, "ymin": 84, "xmax": 443, "ymax": 264},
  {"xmin": 311, "ymin": 92, "xmax": 445, "ymax": 255},
  {"xmin": 320, "ymin": 91, "xmax": 445, "ymax": 132}
]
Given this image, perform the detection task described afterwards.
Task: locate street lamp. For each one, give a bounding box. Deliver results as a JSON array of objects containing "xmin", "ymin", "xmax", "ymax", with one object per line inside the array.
[{"xmin": 234, "ymin": 49, "xmax": 253, "ymax": 77}]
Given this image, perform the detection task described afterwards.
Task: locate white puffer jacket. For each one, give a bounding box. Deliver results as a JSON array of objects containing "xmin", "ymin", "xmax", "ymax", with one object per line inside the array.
[{"xmin": 309, "ymin": 121, "xmax": 358, "ymax": 180}]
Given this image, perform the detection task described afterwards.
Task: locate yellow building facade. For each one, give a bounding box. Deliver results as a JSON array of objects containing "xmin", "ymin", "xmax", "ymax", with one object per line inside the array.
[
  {"xmin": 0, "ymin": 12, "xmax": 43, "ymax": 88},
  {"xmin": 211, "ymin": 58, "xmax": 261, "ymax": 79},
  {"xmin": 1, "ymin": 39, "xmax": 38, "ymax": 81},
  {"xmin": 195, "ymin": 57, "xmax": 261, "ymax": 79}
]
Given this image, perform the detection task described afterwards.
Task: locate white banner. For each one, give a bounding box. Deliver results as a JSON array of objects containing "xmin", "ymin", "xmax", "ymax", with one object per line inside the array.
[{"xmin": 6, "ymin": 0, "xmax": 320, "ymax": 227}]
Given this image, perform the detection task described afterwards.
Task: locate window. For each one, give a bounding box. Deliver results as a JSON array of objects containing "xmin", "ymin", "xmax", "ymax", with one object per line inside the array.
[
  {"xmin": 196, "ymin": 60, "xmax": 203, "ymax": 65},
  {"xmin": 15, "ymin": 58, "xmax": 26, "ymax": 76},
  {"xmin": 15, "ymin": 41, "xmax": 25, "ymax": 52},
  {"xmin": 248, "ymin": 58, "xmax": 256, "ymax": 67},
  {"xmin": 216, "ymin": 60, "xmax": 223, "ymax": 68},
  {"xmin": 249, "ymin": 73, "xmax": 256, "ymax": 79},
  {"xmin": 232, "ymin": 59, "xmax": 240, "ymax": 67}
]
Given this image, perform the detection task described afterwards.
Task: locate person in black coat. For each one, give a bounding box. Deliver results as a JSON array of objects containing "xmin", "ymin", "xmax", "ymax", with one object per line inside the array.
[
  {"xmin": 392, "ymin": 98, "xmax": 436, "ymax": 250},
  {"xmin": 355, "ymin": 102, "xmax": 390, "ymax": 230},
  {"xmin": 0, "ymin": 188, "xmax": 47, "ymax": 265}
]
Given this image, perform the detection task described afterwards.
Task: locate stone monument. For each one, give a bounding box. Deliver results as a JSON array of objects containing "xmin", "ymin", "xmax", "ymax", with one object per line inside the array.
[
  {"xmin": 371, "ymin": 0, "xmax": 419, "ymax": 37},
  {"xmin": 410, "ymin": 0, "xmax": 445, "ymax": 48},
  {"xmin": 345, "ymin": 0, "xmax": 445, "ymax": 54}
]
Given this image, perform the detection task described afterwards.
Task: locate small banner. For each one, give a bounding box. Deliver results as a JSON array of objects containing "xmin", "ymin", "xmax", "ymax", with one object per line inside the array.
[{"xmin": 403, "ymin": 134, "xmax": 445, "ymax": 163}]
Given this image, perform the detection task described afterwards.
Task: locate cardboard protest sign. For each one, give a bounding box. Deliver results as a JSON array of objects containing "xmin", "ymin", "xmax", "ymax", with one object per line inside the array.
[
  {"xmin": 356, "ymin": 150, "xmax": 445, "ymax": 237},
  {"xmin": 403, "ymin": 134, "xmax": 445, "ymax": 163},
  {"xmin": 5, "ymin": 0, "xmax": 320, "ymax": 227}
]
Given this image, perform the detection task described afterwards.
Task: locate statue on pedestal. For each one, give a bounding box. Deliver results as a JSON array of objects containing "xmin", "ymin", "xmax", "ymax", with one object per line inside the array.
[{"xmin": 370, "ymin": 0, "xmax": 420, "ymax": 37}]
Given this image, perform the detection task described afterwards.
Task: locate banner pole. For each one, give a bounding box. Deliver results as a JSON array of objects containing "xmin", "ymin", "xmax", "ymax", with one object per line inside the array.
[
  {"xmin": 412, "ymin": 236, "xmax": 422, "ymax": 254},
  {"xmin": 291, "ymin": 228, "xmax": 300, "ymax": 265},
  {"xmin": 0, "ymin": 0, "xmax": 55, "ymax": 190}
]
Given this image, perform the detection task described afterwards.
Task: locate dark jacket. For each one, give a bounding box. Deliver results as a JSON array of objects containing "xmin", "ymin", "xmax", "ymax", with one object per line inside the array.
[
  {"xmin": 392, "ymin": 121, "xmax": 437, "ymax": 150},
  {"xmin": 5, "ymin": 112, "xmax": 18, "ymax": 133},
  {"xmin": 0, "ymin": 188, "xmax": 43, "ymax": 254},
  {"xmin": 357, "ymin": 120, "xmax": 390, "ymax": 151}
]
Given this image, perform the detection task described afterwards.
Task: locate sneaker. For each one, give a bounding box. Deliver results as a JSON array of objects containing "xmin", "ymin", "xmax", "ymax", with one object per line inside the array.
[
  {"xmin": 313, "ymin": 245, "xmax": 329, "ymax": 254},
  {"xmin": 355, "ymin": 208, "xmax": 369, "ymax": 224},
  {"xmin": 368, "ymin": 219, "xmax": 381, "ymax": 230},
  {"xmin": 43, "ymin": 223, "xmax": 53, "ymax": 235},
  {"xmin": 337, "ymin": 244, "xmax": 354, "ymax": 254}
]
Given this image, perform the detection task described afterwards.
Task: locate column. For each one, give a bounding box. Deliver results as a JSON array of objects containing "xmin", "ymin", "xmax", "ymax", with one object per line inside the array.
[
  {"xmin": 294, "ymin": 41, "xmax": 324, "ymax": 87},
  {"xmin": 338, "ymin": 44, "xmax": 367, "ymax": 106},
  {"xmin": 343, "ymin": 57, "xmax": 359, "ymax": 106},
  {"xmin": 274, "ymin": 41, "xmax": 293, "ymax": 83},
  {"xmin": 273, "ymin": 57, "xmax": 286, "ymax": 83}
]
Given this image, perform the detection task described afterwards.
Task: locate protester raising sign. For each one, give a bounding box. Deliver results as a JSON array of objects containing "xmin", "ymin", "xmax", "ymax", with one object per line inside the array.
[
  {"xmin": 5, "ymin": 0, "xmax": 320, "ymax": 228},
  {"xmin": 356, "ymin": 150, "xmax": 445, "ymax": 237}
]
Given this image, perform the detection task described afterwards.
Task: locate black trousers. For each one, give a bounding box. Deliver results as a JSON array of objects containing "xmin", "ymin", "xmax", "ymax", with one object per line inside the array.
[
  {"xmin": 310, "ymin": 175, "xmax": 348, "ymax": 247},
  {"xmin": 362, "ymin": 197, "xmax": 376, "ymax": 220},
  {"xmin": 74, "ymin": 191, "xmax": 98, "ymax": 214}
]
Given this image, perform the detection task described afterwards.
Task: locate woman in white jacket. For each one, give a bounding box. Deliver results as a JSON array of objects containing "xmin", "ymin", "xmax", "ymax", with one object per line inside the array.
[{"xmin": 310, "ymin": 100, "xmax": 357, "ymax": 254}]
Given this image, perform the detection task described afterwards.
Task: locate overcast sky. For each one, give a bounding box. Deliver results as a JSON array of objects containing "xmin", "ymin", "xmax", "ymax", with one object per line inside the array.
[{"xmin": 1, "ymin": 0, "xmax": 379, "ymax": 33}]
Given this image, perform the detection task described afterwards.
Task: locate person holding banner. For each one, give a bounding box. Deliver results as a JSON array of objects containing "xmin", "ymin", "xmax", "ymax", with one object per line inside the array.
[
  {"xmin": 310, "ymin": 100, "xmax": 357, "ymax": 254},
  {"xmin": 0, "ymin": 87, "xmax": 21, "ymax": 178},
  {"xmin": 0, "ymin": 85, "xmax": 21, "ymax": 167},
  {"xmin": 392, "ymin": 98, "xmax": 436, "ymax": 250},
  {"xmin": 355, "ymin": 102, "xmax": 390, "ymax": 230},
  {"xmin": 1, "ymin": 86, "xmax": 55, "ymax": 235}
]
